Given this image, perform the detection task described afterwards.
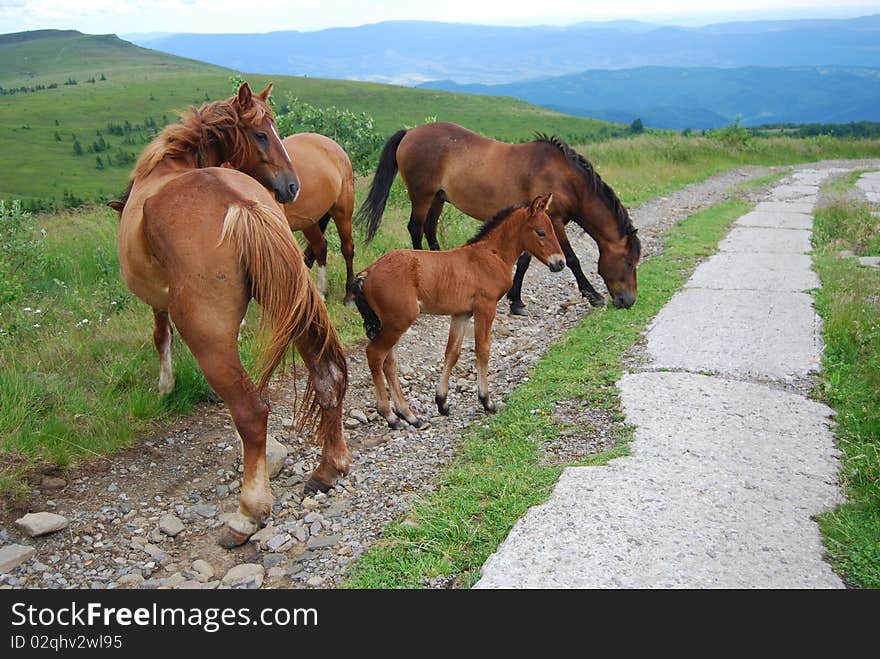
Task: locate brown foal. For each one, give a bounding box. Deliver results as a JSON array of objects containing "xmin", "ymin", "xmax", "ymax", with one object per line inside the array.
[{"xmin": 353, "ymin": 195, "xmax": 565, "ymax": 429}]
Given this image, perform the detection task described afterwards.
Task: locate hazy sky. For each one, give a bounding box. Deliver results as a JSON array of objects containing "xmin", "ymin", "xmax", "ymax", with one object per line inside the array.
[{"xmin": 0, "ymin": 0, "xmax": 876, "ymax": 35}]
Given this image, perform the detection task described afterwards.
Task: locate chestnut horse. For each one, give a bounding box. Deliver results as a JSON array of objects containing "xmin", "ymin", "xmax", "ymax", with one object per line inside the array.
[
  {"xmin": 356, "ymin": 122, "xmax": 641, "ymax": 314},
  {"xmin": 353, "ymin": 195, "xmax": 564, "ymax": 429},
  {"xmin": 116, "ymin": 83, "xmax": 350, "ymax": 547},
  {"xmin": 280, "ymin": 133, "xmax": 356, "ymax": 305}
]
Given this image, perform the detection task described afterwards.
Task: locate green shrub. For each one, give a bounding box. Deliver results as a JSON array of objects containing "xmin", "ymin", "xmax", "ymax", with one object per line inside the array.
[{"xmin": 0, "ymin": 200, "xmax": 47, "ymax": 306}]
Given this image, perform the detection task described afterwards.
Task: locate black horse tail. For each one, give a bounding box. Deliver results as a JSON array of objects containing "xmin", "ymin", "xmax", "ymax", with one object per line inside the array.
[
  {"xmin": 356, "ymin": 128, "xmax": 407, "ymax": 243},
  {"xmin": 353, "ymin": 274, "xmax": 381, "ymax": 340}
]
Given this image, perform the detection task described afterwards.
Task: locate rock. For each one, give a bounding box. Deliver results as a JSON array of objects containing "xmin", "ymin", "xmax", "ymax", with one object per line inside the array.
[
  {"xmin": 267, "ymin": 534, "xmax": 292, "ymax": 552},
  {"xmin": 189, "ymin": 504, "xmax": 217, "ymax": 519},
  {"xmin": 142, "ymin": 543, "xmax": 167, "ymax": 561},
  {"xmin": 163, "ymin": 572, "xmax": 187, "ymax": 588},
  {"xmin": 159, "ymin": 514, "xmax": 185, "ymax": 538},
  {"xmin": 148, "ymin": 528, "xmax": 165, "ymax": 544},
  {"xmin": 306, "ymin": 575, "xmax": 325, "ymax": 587},
  {"xmin": 344, "ymin": 418, "xmax": 360, "ymax": 430},
  {"xmin": 858, "ymin": 256, "xmax": 880, "ymax": 268},
  {"xmin": 15, "ymin": 512, "xmax": 69, "ymax": 537},
  {"xmin": 266, "ymin": 437, "xmax": 289, "ymax": 479},
  {"xmin": 0, "ymin": 544, "xmax": 35, "ymax": 572},
  {"xmin": 838, "ymin": 250, "xmax": 855, "ymax": 258},
  {"xmin": 221, "ymin": 563, "xmax": 264, "ymax": 589},
  {"xmin": 250, "ymin": 524, "xmax": 276, "ymax": 545},
  {"xmin": 191, "ymin": 560, "xmax": 214, "ymax": 582},
  {"xmin": 291, "ymin": 526, "xmax": 308, "ymax": 543},
  {"xmin": 40, "ymin": 476, "xmax": 67, "ymax": 490},
  {"xmin": 116, "ymin": 573, "xmax": 144, "ymax": 586},
  {"xmin": 307, "ymin": 534, "xmax": 341, "ymax": 550},
  {"xmin": 349, "ymin": 409, "xmax": 368, "ymax": 424},
  {"xmin": 175, "ymin": 580, "xmax": 204, "ymax": 589},
  {"xmin": 267, "ymin": 566, "xmax": 287, "ymax": 579}
]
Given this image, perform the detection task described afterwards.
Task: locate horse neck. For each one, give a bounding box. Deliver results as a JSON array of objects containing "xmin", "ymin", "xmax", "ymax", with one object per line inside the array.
[
  {"xmin": 474, "ymin": 213, "xmax": 529, "ymax": 267},
  {"xmin": 576, "ymin": 191, "xmax": 625, "ymax": 250}
]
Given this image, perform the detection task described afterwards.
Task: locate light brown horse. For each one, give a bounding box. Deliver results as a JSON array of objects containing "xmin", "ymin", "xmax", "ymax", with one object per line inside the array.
[
  {"xmin": 116, "ymin": 83, "xmax": 350, "ymax": 547},
  {"xmin": 353, "ymin": 195, "xmax": 564, "ymax": 429},
  {"xmin": 280, "ymin": 133, "xmax": 356, "ymax": 305},
  {"xmin": 356, "ymin": 122, "xmax": 641, "ymax": 314}
]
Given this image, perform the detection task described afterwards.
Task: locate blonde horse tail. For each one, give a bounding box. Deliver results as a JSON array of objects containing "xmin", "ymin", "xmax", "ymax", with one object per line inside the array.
[{"xmin": 219, "ymin": 201, "xmax": 346, "ymax": 433}]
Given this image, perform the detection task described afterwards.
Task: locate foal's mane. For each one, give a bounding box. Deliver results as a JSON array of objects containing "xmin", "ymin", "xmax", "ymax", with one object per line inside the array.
[
  {"xmin": 130, "ymin": 94, "xmax": 273, "ymax": 183},
  {"xmin": 535, "ymin": 134, "xmax": 641, "ymax": 260},
  {"xmin": 467, "ymin": 200, "xmax": 531, "ymax": 245}
]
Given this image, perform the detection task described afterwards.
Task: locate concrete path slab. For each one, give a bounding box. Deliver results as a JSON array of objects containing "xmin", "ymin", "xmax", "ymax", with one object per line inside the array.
[
  {"xmin": 857, "ymin": 171, "xmax": 880, "ymax": 203},
  {"xmin": 735, "ymin": 210, "xmax": 813, "ymax": 230},
  {"xmin": 718, "ymin": 226, "xmax": 813, "ymax": 254},
  {"xmin": 754, "ymin": 201, "xmax": 815, "ymax": 214},
  {"xmin": 475, "ymin": 373, "xmax": 842, "ymax": 589},
  {"xmin": 769, "ymin": 184, "xmax": 818, "ymax": 202},
  {"xmin": 685, "ymin": 252, "xmax": 819, "ymax": 292},
  {"xmin": 646, "ymin": 289, "xmax": 822, "ymax": 381}
]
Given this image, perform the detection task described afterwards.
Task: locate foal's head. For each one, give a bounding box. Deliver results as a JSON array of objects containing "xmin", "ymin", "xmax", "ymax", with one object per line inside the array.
[
  {"xmin": 520, "ymin": 194, "xmax": 565, "ymax": 272},
  {"xmin": 223, "ymin": 82, "xmax": 300, "ymax": 203}
]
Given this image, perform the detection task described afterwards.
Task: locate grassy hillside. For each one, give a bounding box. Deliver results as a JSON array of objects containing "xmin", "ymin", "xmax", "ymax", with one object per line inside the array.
[{"xmin": 0, "ymin": 30, "xmax": 620, "ymax": 207}]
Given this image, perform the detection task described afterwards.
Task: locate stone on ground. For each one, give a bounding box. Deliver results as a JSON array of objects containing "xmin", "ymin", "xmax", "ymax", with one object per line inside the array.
[{"xmin": 15, "ymin": 512, "xmax": 69, "ymax": 537}]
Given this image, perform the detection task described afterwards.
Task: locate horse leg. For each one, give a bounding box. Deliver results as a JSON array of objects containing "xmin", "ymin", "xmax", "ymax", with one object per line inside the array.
[
  {"xmin": 302, "ymin": 222, "xmax": 329, "ymax": 300},
  {"xmin": 169, "ymin": 301, "xmax": 272, "ymax": 547},
  {"xmin": 382, "ymin": 348, "xmax": 425, "ymax": 428},
  {"xmin": 507, "ymin": 252, "xmax": 532, "ymax": 316},
  {"xmin": 554, "ymin": 220, "xmax": 605, "ymax": 306},
  {"xmin": 153, "ymin": 309, "xmax": 175, "ymax": 395},
  {"xmin": 293, "ymin": 326, "xmax": 351, "ymax": 495},
  {"xmin": 366, "ymin": 321, "xmax": 412, "ymax": 430},
  {"xmin": 473, "ymin": 302, "xmax": 498, "ymax": 413},
  {"xmin": 435, "ymin": 313, "xmax": 468, "ymax": 415},
  {"xmin": 407, "ymin": 197, "xmax": 431, "ymax": 250},
  {"xmin": 302, "ymin": 213, "xmax": 331, "ymax": 269},
  {"xmin": 424, "ymin": 193, "xmax": 445, "ymax": 251},
  {"xmin": 330, "ymin": 203, "xmax": 357, "ymax": 306}
]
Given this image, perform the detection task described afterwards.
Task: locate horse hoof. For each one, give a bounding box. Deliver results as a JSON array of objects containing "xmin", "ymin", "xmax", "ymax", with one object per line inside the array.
[
  {"xmin": 304, "ymin": 476, "xmax": 332, "ymax": 496},
  {"xmin": 435, "ymin": 394, "xmax": 450, "ymax": 416},
  {"xmin": 388, "ymin": 417, "xmax": 406, "ymax": 430},
  {"xmin": 410, "ymin": 417, "xmax": 428, "ymax": 429},
  {"xmin": 218, "ymin": 513, "xmax": 258, "ymax": 548},
  {"xmin": 480, "ymin": 397, "xmax": 497, "ymax": 414},
  {"xmin": 586, "ymin": 294, "xmax": 606, "ymax": 307},
  {"xmin": 509, "ymin": 302, "xmax": 529, "ymax": 316}
]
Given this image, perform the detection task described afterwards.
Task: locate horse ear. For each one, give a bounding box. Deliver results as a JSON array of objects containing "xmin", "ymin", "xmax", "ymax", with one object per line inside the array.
[
  {"xmin": 544, "ymin": 193, "xmax": 553, "ymax": 211},
  {"xmin": 529, "ymin": 195, "xmax": 544, "ymax": 215},
  {"xmin": 257, "ymin": 83, "xmax": 273, "ymax": 102},
  {"xmin": 237, "ymin": 82, "xmax": 253, "ymax": 107},
  {"xmin": 108, "ymin": 200, "xmax": 124, "ymax": 214}
]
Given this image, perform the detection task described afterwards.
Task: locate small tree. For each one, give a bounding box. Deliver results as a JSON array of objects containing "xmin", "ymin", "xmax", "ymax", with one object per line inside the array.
[
  {"xmin": 630, "ymin": 118, "xmax": 644, "ymax": 134},
  {"xmin": 72, "ymin": 139, "xmax": 83, "ymax": 156},
  {"xmin": 96, "ymin": 155, "xmax": 105, "ymax": 170}
]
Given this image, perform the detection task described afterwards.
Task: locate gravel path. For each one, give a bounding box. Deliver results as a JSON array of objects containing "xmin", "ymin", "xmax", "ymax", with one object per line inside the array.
[
  {"xmin": 2, "ymin": 160, "xmax": 877, "ymax": 589},
  {"xmin": 475, "ymin": 162, "xmax": 880, "ymax": 588}
]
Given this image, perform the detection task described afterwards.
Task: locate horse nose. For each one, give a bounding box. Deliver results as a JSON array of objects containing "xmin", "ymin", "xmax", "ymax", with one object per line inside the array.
[
  {"xmin": 548, "ymin": 255, "xmax": 565, "ymax": 272},
  {"xmin": 613, "ymin": 292, "xmax": 636, "ymax": 309},
  {"xmin": 288, "ymin": 181, "xmax": 300, "ymax": 202}
]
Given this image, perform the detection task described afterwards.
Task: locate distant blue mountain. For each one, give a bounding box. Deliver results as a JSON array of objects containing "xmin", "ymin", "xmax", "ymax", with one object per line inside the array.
[
  {"xmin": 421, "ymin": 66, "xmax": 880, "ymax": 129},
  {"xmin": 126, "ymin": 15, "xmax": 880, "ymax": 85}
]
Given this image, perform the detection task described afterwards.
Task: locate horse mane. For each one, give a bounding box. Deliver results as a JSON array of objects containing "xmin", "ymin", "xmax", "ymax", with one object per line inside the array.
[
  {"xmin": 130, "ymin": 94, "xmax": 273, "ymax": 182},
  {"xmin": 534, "ymin": 133, "xmax": 641, "ymax": 260},
  {"xmin": 467, "ymin": 200, "xmax": 531, "ymax": 245}
]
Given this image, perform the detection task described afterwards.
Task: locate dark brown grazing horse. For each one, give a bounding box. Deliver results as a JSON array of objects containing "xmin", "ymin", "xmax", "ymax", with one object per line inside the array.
[
  {"xmin": 280, "ymin": 133, "xmax": 357, "ymax": 305},
  {"xmin": 116, "ymin": 83, "xmax": 350, "ymax": 547},
  {"xmin": 356, "ymin": 122, "xmax": 641, "ymax": 314},
  {"xmin": 353, "ymin": 195, "xmax": 564, "ymax": 428}
]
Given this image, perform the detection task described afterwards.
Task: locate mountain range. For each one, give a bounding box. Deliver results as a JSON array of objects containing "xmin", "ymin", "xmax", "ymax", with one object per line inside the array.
[{"xmin": 126, "ymin": 15, "xmax": 880, "ymax": 86}]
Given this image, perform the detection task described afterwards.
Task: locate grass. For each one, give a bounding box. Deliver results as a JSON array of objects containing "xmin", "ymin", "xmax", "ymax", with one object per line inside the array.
[
  {"xmin": 812, "ymin": 177, "xmax": 880, "ymax": 588},
  {"xmin": 344, "ymin": 198, "xmax": 749, "ymax": 588}
]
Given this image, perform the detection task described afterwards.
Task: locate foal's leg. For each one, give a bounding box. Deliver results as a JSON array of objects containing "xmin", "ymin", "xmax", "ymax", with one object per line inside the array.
[
  {"xmin": 435, "ymin": 313, "xmax": 468, "ymax": 415},
  {"xmin": 366, "ymin": 323, "xmax": 411, "ymax": 430},
  {"xmin": 423, "ymin": 194, "xmax": 445, "ymax": 251},
  {"xmin": 302, "ymin": 222, "xmax": 329, "ymax": 299},
  {"xmin": 293, "ymin": 326, "xmax": 351, "ymax": 495},
  {"xmin": 152, "ymin": 308, "xmax": 175, "ymax": 395},
  {"xmin": 553, "ymin": 219, "xmax": 605, "ymax": 306},
  {"xmin": 473, "ymin": 302, "xmax": 498, "ymax": 413},
  {"xmin": 383, "ymin": 348, "xmax": 425, "ymax": 428},
  {"xmin": 169, "ymin": 300, "xmax": 273, "ymax": 547},
  {"xmin": 330, "ymin": 203, "xmax": 357, "ymax": 306},
  {"xmin": 507, "ymin": 252, "xmax": 532, "ymax": 316}
]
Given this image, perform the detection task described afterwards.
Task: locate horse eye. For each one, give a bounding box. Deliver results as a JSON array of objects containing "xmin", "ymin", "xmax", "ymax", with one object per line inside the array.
[
  {"xmin": 254, "ymin": 131, "xmax": 269, "ymax": 143},
  {"xmin": 536, "ymin": 230, "xmax": 546, "ymax": 238}
]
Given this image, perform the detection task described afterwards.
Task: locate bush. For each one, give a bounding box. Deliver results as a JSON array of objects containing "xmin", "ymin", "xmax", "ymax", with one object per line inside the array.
[
  {"xmin": 711, "ymin": 117, "xmax": 751, "ymax": 149},
  {"xmin": 275, "ymin": 96, "xmax": 383, "ymax": 175},
  {"xmin": 0, "ymin": 200, "xmax": 47, "ymax": 305}
]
